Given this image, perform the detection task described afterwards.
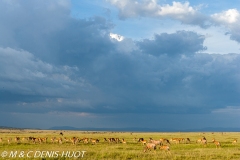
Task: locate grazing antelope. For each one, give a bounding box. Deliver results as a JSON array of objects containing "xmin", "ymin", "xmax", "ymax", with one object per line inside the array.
[
  {"xmin": 90, "ymin": 138, "xmax": 99, "ymax": 145},
  {"xmin": 160, "ymin": 145, "xmax": 170, "ymax": 152},
  {"xmin": 138, "ymin": 138, "xmax": 144, "ymax": 142},
  {"xmin": 0, "ymin": 138, "xmax": 3, "ymax": 143},
  {"xmin": 143, "ymin": 143, "xmax": 156, "ymax": 152},
  {"xmin": 186, "ymin": 138, "xmax": 191, "ymax": 144},
  {"xmin": 32, "ymin": 137, "xmax": 40, "ymax": 144},
  {"xmin": 150, "ymin": 139, "xmax": 162, "ymax": 146},
  {"xmin": 212, "ymin": 138, "xmax": 221, "ymax": 148},
  {"xmin": 170, "ymin": 138, "xmax": 181, "ymax": 144},
  {"xmin": 160, "ymin": 138, "xmax": 171, "ymax": 145},
  {"xmin": 108, "ymin": 138, "xmax": 117, "ymax": 143},
  {"xmin": 104, "ymin": 138, "xmax": 108, "ymax": 142}
]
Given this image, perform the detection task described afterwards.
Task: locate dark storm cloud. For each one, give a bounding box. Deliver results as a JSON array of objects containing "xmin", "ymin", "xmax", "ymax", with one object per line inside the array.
[
  {"xmin": 1, "ymin": 0, "xmax": 240, "ymax": 122},
  {"xmin": 87, "ymin": 51, "xmax": 240, "ymax": 114}
]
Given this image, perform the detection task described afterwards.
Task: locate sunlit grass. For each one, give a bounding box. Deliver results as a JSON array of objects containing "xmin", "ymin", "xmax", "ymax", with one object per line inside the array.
[{"xmin": 0, "ymin": 129, "xmax": 240, "ymax": 159}]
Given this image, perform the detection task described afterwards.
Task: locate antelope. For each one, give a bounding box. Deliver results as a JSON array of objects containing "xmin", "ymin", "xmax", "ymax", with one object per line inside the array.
[
  {"xmin": 160, "ymin": 145, "xmax": 170, "ymax": 152},
  {"xmin": 71, "ymin": 137, "xmax": 79, "ymax": 145},
  {"xmin": 8, "ymin": 138, "xmax": 12, "ymax": 144},
  {"xmin": 21, "ymin": 137, "xmax": 26, "ymax": 143},
  {"xmin": 15, "ymin": 137, "xmax": 21, "ymax": 143},
  {"xmin": 37, "ymin": 138, "xmax": 43, "ymax": 144},
  {"xmin": 186, "ymin": 138, "xmax": 191, "ymax": 144},
  {"xmin": 121, "ymin": 138, "xmax": 127, "ymax": 144},
  {"xmin": 83, "ymin": 138, "xmax": 89, "ymax": 144},
  {"xmin": 108, "ymin": 138, "xmax": 116, "ymax": 143},
  {"xmin": 232, "ymin": 139, "xmax": 237, "ymax": 144},
  {"xmin": 115, "ymin": 138, "xmax": 120, "ymax": 143},
  {"xmin": 0, "ymin": 138, "xmax": 3, "ymax": 143},
  {"xmin": 150, "ymin": 139, "xmax": 162, "ymax": 146},
  {"xmin": 196, "ymin": 138, "xmax": 202, "ymax": 144},
  {"xmin": 50, "ymin": 137, "xmax": 56, "ymax": 143},
  {"xmin": 140, "ymin": 139, "xmax": 147, "ymax": 145},
  {"xmin": 42, "ymin": 137, "xmax": 48, "ymax": 143},
  {"xmin": 179, "ymin": 138, "xmax": 185, "ymax": 143},
  {"xmin": 57, "ymin": 137, "xmax": 63, "ymax": 144},
  {"xmin": 201, "ymin": 136, "xmax": 207, "ymax": 146},
  {"xmin": 32, "ymin": 137, "xmax": 40, "ymax": 144},
  {"xmin": 138, "ymin": 138, "xmax": 144, "ymax": 142},
  {"xmin": 64, "ymin": 137, "xmax": 70, "ymax": 143},
  {"xmin": 90, "ymin": 138, "xmax": 99, "ymax": 145},
  {"xmin": 104, "ymin": 138, "xmax": 108, "ymax": 142},
  {"xmin": 143, "ymin": 143, "xmax": 156, "ymax": 152},
  {"xmin": 160, "ymin": 138, "xmax": 171, "ymax": 145},
  {"xmin": 212, "ymin": 138, "xmax": 221, "ymax": 148},
  {"xmin": 170, "ymin": 138, "xmax": 181, "ymax": 144}
]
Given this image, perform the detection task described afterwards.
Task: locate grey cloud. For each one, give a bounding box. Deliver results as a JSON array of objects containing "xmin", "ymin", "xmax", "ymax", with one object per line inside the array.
[
  {"xmin": 137, "ymin": 31, "xmax": 207, "ymax": 56},
  {"xmin": 0, "ymin": 47, "xmax": 92, "ymax": 106}
]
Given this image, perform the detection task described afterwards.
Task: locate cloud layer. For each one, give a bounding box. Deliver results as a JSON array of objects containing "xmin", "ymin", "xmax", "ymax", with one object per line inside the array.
[{"xmin": 1, "ymin": 0, "xmax": 240, "ymax": 129}]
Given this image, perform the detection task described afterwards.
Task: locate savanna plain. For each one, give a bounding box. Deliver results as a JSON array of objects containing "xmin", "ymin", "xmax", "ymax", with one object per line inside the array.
[{"xmin": 0, "ymin": 129, "xmax": 240, "ymax": 160}]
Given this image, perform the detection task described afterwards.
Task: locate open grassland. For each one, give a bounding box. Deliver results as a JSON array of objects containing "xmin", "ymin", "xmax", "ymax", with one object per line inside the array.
[{"xmin": 0, "ymin": 129, "xmax": 240, "ymax": 160}]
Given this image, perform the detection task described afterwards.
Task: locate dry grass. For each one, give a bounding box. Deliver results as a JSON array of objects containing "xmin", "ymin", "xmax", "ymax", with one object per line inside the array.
[{"xmin": 0, "ymin": 129, "xmax": 239, "ymax": 159}]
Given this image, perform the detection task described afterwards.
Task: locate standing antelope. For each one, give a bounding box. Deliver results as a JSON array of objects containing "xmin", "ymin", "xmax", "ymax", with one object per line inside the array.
[
  {"xmin": 140, "ymin": 139, "xmax": 147, "ymax": 145},
  {"xmin": 232, "ymin": 139, "xmax": 237, "ymax": 144},
  {"xmin": 71, "ymin": 137, "xmax": 79, "ymax": 145},
  {"xmin": 8, "ymin": 138, "xmax": 12, "ymax": 144},
  {"xmin": 150, "ymin": 139, "xmax": 162, "ymax": 146},
  {"xmin": 196, "ymin": 138, "xmax": 202, "ymax": 144},
  {"xmin": 50, "ymin": 137, "xmax": 56, "ymax": 143},
  {"xmin": 143, "ymin": 143, "xmax": 156, "ymax": 152},
  {"xmin": 201, "ymin": 136, "xmax": 207, "ymax": 146},
  {"xmin": 15, "ymin": 137, "xmax": 21, "ymax": 143},
  {"xmin": 121, "ymin": 138, "xmax": 127, "ymax": 144},
  {"xmin": 212, "ymin": 138, "xmax": 221, "ymax": 148}
]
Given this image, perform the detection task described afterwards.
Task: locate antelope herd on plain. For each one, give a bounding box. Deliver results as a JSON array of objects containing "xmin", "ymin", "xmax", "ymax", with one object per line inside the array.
[{"xmin": 0, "ymin": 132, "xmax": 238, "ymax": 153}]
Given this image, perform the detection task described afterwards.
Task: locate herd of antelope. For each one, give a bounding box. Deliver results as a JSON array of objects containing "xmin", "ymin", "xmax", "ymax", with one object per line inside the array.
[{"xmin": 0, "ymin": 133, "xmax": 238, "ymax": 153}]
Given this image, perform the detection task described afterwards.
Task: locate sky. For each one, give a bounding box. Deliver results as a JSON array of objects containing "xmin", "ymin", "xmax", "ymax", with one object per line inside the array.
[{"xmin": 1, "ymin": 0, "xmax": 240, "ymax": 130}]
